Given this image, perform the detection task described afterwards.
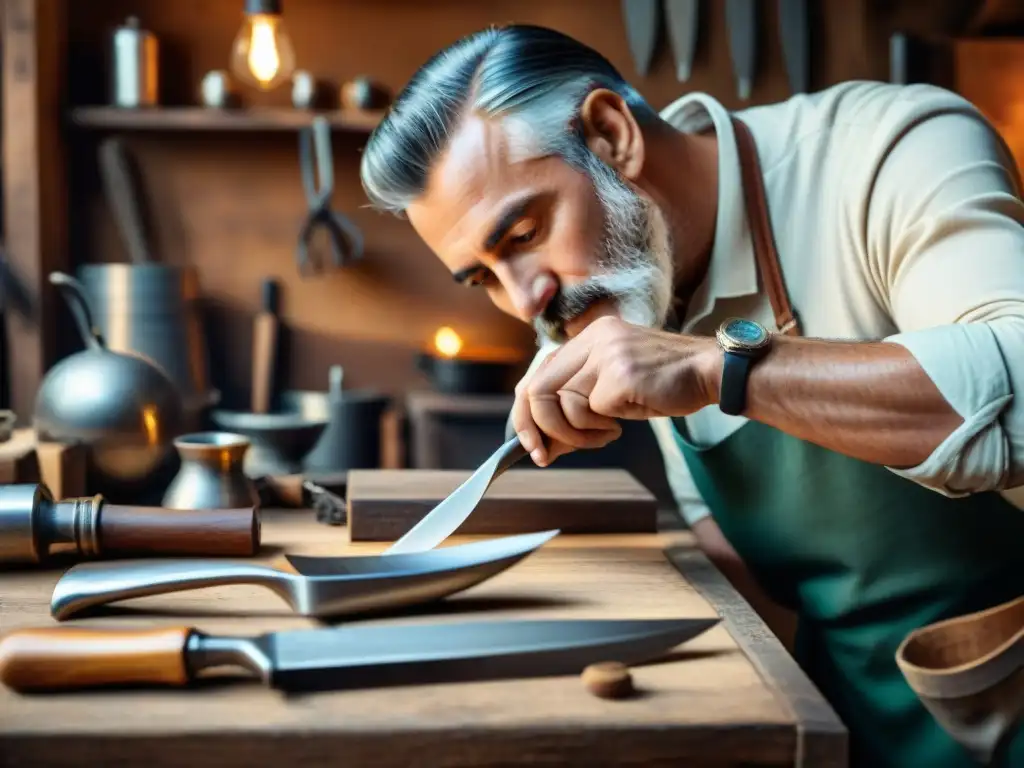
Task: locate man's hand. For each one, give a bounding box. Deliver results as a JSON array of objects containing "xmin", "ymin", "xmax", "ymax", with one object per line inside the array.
[{"xmin": 511, "ymin": 316, "xmax": 721, "ymax": 466}]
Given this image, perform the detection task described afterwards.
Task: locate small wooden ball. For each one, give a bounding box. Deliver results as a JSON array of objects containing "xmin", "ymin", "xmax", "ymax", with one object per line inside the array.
[{"xmin": 581, "ymin": 661, "xmax": 635, "ymax": 699}]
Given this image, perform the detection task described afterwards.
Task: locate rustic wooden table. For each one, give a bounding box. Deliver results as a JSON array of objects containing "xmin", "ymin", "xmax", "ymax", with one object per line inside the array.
[{"xmin": 0, "ymin": 508, "xmax": 847, "ymax": 767}]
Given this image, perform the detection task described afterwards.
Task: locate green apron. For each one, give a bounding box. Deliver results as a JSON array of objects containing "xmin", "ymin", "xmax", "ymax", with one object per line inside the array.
[
  {"xmin": 671, "ymin": 420, "xmax": 1024, "ymax": 767},
  {"xmin": 670, "ymin": 116, "xmax": 1024, "ymax": 767}
]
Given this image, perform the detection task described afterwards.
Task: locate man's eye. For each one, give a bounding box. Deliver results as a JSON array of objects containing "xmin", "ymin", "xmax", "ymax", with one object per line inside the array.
[
  {"xmin": 465, "ymin": 270, "xmax": 494, "ymax": 287},
  {"xmin": 510, "ymin": 229, "xmax": 535, "ymax": 245}
]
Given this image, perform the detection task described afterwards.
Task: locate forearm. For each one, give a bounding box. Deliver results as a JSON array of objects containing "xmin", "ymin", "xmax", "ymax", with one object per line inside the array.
[{"xmin": 700, "ymin": 335, "xmax": 964, "ymax": 468}]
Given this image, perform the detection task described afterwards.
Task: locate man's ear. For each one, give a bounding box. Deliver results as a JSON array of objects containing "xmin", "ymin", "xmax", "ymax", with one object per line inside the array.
[{"xmin": 579, "ymin": 88, "xmax": 645, "ymax": 181}]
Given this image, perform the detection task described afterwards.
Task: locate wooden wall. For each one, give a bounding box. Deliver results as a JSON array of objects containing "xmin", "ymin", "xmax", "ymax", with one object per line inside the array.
[
  {"xmin": 953, "ymin": 39, "xmax": 1024, "ymax": 171},
  {"xmin": 6, "ymin": 0, "xmax": 1015, "ymax": 501},
  {"xmin": 60, "ymin": 0, "xmax": 907, "ymax": 408}
]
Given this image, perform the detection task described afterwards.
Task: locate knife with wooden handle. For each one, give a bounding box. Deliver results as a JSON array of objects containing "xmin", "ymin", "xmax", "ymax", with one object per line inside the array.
[
  {"xmin": 664, "ymin": 0, "xmax": 699, "ymax": 82},
  {"xmin": 725, "ymin": 0, "xmax": 757, "ymax": 100},
  {"xmin": 777, "ymin": 0, "xmax": 808, "ymax": 94},
  {"xmin": 0, "ymin": 618, "xmax": 719, "ymax": 694}
]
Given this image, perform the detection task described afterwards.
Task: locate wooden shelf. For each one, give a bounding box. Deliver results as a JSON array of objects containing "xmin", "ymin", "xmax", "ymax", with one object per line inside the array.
[{"xmin": 68, "ymin": 106, "xmax": 385, "ymax": 133}]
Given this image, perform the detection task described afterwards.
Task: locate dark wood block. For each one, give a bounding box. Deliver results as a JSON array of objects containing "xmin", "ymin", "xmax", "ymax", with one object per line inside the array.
[{"xmin": 347, "ymin": 468, "xmax": 658, "ymax": 541}]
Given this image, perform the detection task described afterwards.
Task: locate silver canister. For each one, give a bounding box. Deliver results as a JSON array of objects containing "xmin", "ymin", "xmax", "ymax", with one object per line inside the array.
[{"xmin": 111, "ymin": 16, "xmax": 159, "ymax": 107}]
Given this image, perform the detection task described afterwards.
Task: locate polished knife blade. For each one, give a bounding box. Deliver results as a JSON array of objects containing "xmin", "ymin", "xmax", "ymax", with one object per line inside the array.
[
  {"xmin": 621, "ymin": 0, "xmax": 662, "ymax": 77},
  {"xmin": 664, "ymin": 0, "xmax": 699, "ymax": 82},
  {"xmin": 384, "ymin": 435, "xmax": 530, "ymax": 555},
  {"xmin": 0, "ymin": 617, "xmax": 721, "ymax": 693},
  {"xmin": 778, "ymin": 0, "xmax": 808, "ymax": 94},
  {"xmin": 725, "ymin": 0, "xmax": 757, "ymax": 100}
]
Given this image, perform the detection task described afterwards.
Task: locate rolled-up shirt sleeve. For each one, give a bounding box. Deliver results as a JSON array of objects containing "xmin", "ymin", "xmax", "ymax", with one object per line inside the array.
[{"xmin": 870, "ymin": 107, "xmax": 1024, "ymax": 495}]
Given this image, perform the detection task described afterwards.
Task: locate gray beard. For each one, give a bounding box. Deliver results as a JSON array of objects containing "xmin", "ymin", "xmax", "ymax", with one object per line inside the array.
[{"xmin": 533, "ymin": 151, "xmax": 675, "ymax": 347}]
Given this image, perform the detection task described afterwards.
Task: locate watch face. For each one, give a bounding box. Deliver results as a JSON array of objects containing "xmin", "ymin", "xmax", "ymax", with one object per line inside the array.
[{"xmin": 718, "ymin": 318, "xmax": 771, "ymax": 351}]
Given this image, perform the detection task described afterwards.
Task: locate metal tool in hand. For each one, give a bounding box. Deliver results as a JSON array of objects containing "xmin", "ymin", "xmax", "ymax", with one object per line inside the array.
[
  {"xmin": 0, "ymin": 616, "xmax": 719, "ymax": 693},
  {"xmin": 297, "ymin": 116, "xmax": 364, "ymax": 274},
  {"xmin": 384, "ymin": 435, "xmax": 533, "ymax": 555}
]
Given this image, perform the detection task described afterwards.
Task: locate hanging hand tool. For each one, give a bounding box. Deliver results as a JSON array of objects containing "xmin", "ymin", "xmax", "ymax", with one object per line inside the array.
[
  {"xmin": 97, "ymin": 136, "xmax": 154, "ymax": 264},
  {"xmin": 297, "ymin": 116, "xmax": 364, "ymax": 275},
  {"xmin": 664, "ymin": 0, "xmax": 699, "ymax": 82},
  {"xmin": 777, "ymin": 0, "xmax": 809, "ymax": 94},
  {"xmin": 725, "ymin": 0, "xmax": 757, "ymax": 100},
  {"xmin": 621, "ymin": 0, "xmax": 662, "ymax": 77},
  {"xmin": 890, "ymin": 32, "xmax": 909, "ymax": 84}
]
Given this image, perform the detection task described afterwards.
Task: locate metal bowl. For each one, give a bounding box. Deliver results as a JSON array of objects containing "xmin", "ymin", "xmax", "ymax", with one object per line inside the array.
[{"xmin": 211, "ymin": 392, "xmax": 328, "ymax": 477}]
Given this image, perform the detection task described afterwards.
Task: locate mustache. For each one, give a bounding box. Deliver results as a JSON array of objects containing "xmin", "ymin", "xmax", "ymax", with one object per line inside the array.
[{"xmin": 534, "ymin": 281, "xmax": 613, "ymax": 341}]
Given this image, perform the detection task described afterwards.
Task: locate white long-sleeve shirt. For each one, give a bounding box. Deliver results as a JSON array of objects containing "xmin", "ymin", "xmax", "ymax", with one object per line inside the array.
[{"xmin": 518, "ymin": 80, "xmax": 1024, "ymax": 525}]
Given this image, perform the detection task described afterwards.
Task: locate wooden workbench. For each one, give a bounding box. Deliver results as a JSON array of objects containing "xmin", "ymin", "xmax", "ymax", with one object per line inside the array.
[{"xmin": 0, "ymin": 509, "xmax": 847, "ymax": 767}]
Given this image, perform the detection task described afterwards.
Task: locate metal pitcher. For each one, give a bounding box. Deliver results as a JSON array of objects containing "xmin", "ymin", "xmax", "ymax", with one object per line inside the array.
[{"xmin": 34, "ymin": 271, "xmax": 184, "ymax": 486}]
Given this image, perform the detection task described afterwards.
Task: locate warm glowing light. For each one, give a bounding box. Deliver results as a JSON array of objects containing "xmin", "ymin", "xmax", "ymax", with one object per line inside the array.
[
  {"xmin": 248, "ymin": 18, "xmax": 281, "ymax": 85},
  {"xmin": 229, "ymin": 13, "xmax": 296, "ymax": 91},
  {"xmin": 433, "ymin": 327, "xmax": 463, "ymax": 358}
]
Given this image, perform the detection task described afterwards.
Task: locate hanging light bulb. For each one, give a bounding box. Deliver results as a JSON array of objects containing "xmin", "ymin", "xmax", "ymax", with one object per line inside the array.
[{"xmin": 229, "ymin": 0, "xmax": 296, "ymax": 92}]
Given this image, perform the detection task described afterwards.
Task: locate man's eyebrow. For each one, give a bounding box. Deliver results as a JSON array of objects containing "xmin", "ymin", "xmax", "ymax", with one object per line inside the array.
[{"xmin": 482, "ymin": 194, "xmax": 540, "ymax": 251}]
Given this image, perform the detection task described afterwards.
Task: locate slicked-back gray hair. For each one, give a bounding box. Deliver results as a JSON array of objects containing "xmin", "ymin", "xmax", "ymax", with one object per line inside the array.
[{"xmin": 359, "ymin": 24, "xmax": 659, "ymax": 214}]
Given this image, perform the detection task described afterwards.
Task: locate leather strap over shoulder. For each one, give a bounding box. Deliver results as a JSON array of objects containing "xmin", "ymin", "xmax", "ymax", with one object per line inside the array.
[{"xmin": 731, "ymin": 116, "xmax": 801, "ymax": 337}]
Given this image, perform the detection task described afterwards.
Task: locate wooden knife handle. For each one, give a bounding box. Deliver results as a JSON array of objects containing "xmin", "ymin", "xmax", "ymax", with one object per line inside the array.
[
  {"xmin": 251, "ymin": 313, "xmax": 278, "ymax": 414},
  {"xmin": 99, "ymin": 505, "xmax": 261, "ymax": 557},
  {"xmin": 251, "ymin": 278, "xmax": 280, "ymax": 414},
  {"xmin": 0, "ymin": 625, "xmax": 193, "ymax": 692}
]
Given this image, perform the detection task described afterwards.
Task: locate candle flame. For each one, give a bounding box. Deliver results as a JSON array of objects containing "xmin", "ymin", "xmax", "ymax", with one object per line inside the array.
[{"xmin": 433, "ymin": 327, "xmax": 463, "ymax": 358}]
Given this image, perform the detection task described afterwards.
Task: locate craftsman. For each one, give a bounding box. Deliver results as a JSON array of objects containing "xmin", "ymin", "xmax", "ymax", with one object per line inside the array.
[{"xmin": 359, "ymin": 24, "xmax": 1024, "ymax": 768}]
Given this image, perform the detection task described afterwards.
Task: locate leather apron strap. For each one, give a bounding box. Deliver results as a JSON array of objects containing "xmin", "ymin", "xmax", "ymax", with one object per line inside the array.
[{"xmin": 730, "ymin": 116, "xmax": 801, "ymax": 337}]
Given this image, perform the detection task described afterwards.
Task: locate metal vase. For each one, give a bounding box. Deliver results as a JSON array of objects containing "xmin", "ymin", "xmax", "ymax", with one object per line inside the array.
[{"xmin": 162, "ymin": 432, "xmax": 258, "ymax": 510}]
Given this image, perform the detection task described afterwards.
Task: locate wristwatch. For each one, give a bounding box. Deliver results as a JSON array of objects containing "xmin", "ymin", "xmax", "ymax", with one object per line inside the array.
[{"xmin": 715, "ymin": 318, "xmax": 773, "ymax": 416}]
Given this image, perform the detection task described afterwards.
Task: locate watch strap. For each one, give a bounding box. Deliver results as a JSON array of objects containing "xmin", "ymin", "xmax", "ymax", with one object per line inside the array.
[{"xmin": 720, "ymin": 350, "xmax": 753, "ymax": 416}]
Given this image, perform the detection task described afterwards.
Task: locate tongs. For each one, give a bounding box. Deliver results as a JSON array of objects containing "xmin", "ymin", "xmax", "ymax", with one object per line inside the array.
[{"xmin": 297, "ymin": 116, "xmax": 364, "ymax": 275}]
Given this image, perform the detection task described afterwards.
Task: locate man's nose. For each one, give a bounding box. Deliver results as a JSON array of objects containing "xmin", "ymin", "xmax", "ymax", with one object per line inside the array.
[{"xmin": 503, "ymin": 270, "xmax": 558, "ymax": 323}]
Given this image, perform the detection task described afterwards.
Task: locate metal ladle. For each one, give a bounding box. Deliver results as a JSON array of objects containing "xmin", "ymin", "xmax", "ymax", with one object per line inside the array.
[{"xmin": 50, "ymin": 529, "xmax": 559, "ymax": 621}]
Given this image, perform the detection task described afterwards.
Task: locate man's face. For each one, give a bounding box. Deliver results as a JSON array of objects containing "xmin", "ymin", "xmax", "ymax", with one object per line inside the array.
[{"xmin": 406, "ymin": 113, "xmax": 675, "ymax": 345}]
